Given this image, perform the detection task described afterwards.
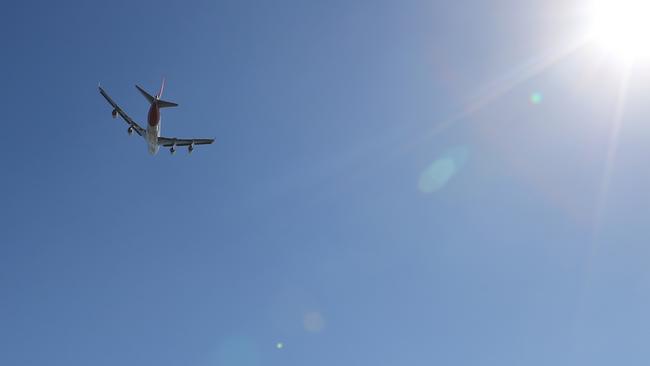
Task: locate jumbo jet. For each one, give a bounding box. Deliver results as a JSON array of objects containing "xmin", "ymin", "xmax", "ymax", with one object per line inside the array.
[{"xmin": 99, "ymin": 79, "xmax": 214, "ymax": 155}]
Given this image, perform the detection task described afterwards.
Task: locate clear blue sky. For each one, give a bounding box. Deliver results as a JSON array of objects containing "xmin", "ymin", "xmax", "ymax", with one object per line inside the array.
[{"xmin": 3, "ymin": 0, "xmax": 650, "ymax": 365}]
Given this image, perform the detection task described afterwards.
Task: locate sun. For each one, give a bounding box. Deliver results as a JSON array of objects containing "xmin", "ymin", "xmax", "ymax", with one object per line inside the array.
[{"xmin": 590, "ymin": 0, "xmax": 650, "ymax": 62}]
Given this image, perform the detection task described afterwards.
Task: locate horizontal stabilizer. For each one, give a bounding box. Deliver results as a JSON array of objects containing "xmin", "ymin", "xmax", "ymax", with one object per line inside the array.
[
  {"xmin": 135, "ymin": 85, "xmax": 155, "ymax": 104},
  {"xmin": 157, "ymin": 100, "xmax": 178, "ymax": 108}
]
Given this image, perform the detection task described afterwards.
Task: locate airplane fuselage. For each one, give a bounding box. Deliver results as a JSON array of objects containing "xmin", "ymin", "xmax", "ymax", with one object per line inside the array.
[
  {"xmin": 146, "ymin": 102, "xmax": 161, "ymax": 155},
  {"xmin": 99, "ymin": 81, "xmax": 213, "ymax": 155}
]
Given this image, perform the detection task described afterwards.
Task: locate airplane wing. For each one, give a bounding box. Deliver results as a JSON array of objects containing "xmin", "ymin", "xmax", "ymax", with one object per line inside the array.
[
  {"xmin": 158, "ymin": 136, "xmax": 215, "ymax": 150},
  {"xmin": 98, "ymin": 86, "xmax": 146, "ymax": 137}
]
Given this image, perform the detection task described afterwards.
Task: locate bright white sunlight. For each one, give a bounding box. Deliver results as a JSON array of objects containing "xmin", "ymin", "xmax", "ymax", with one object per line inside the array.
[{"xmin": 590, "ymin": 0, "xmax": 650, "ymax": 62}]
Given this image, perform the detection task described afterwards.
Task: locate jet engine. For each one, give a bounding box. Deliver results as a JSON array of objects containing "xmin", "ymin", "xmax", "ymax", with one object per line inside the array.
[
  {"xmin": 127, "ymin": 126, "xmax": 133, "ymax": 136},
  {"xmin": 188, "ymin": 144, "xmax": 194, "ymax": 153},
  {"xmin": 170, "ymin": 146, "xmax": 176, "ymax": 155},
  {"xmin": 112, "ymin": 109, "xmax": 118, "ymax": 118}
]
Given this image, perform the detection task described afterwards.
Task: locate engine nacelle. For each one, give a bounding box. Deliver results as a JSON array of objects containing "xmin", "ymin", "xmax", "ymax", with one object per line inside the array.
[
  {"xmin": 127, "ymin": 126, "xmax": 133, "ymax": 136},
  {"xmin": 188, "ymin": 144, "xmax": 194, "ymax": 153},
  {"xmin": 170, "ymin": 146, "xmax": 176, "ymax": 155},
  {"xmin": 112, "ymin": 109, "xmax": 118, "ymax": 119}
]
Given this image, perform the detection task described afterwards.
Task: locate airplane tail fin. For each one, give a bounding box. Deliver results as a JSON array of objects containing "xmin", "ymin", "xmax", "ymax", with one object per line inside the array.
[{"xmin": 135, "ymin": 80, "xmax": 179, "ymax": 108}]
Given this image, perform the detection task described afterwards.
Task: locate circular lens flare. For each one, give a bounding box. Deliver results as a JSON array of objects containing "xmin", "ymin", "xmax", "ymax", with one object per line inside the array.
[
  {"xmin": 303, "ymin": 311, "xmax": 325, "ymax": 333},
  {"xmin": 530, "ymin": 92, "xmax": 543, "ymax": 105}
]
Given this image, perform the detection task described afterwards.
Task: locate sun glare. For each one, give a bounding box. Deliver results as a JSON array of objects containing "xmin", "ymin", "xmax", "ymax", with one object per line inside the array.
[{"xmin": 590, "ymin": 0, "xmax": 650, "ymax": 62}]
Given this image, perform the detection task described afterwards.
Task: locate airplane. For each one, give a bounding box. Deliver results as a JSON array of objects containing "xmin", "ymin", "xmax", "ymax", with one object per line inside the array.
[{"xmin": 99, "ymin": 79, "xmax": 214, "ymax": 155}]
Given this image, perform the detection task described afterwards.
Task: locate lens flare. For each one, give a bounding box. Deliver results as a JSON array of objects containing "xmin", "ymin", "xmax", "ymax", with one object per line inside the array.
[
  {"xmin": 530, "ymin": 92, "xmax": 543, "ymax": 105},
  {"xmin": 303, "ymin": 311, "xmax": 325, "ymax": 333},
  {"xmin": 418, "ymin": 146, "xmax": 470, "ymax": 194}
]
